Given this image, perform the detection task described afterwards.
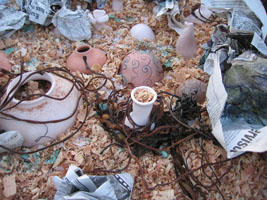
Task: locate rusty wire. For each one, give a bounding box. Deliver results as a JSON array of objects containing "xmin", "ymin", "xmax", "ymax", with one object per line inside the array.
[
  {"xmin": 0, "ymin": 58, "xmax": 235, "ymax": 199},
  {"xmin": 94, "ymin": 85, "xmax": 235, "ymax": 199},
  {"xmin": 0, "ymin": 59, "xmax": 114, "ymax": 154}
]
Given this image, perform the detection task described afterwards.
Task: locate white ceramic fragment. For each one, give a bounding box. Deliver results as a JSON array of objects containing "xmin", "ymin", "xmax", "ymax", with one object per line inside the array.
[
  {"xmin": 125, "ymin": 86, "xmax": 157, "ymax": 128},
  {"xmin": 0, "ymin": 72, "xmax": 80, "ymax": 147},
  {"xmin": 0, "ymin": 130, "xmax": 24, "ymax": 153},
  {"xmin": 175, "ymin": 22, "xmax": 197, "ymax": 59},
  {"xmin": 88, "ymin": 9, "xmax": 109, "ymax": 31},
  {"xmin": 130, "ymin": 23, "xmax": 155, "ymax": 41}
]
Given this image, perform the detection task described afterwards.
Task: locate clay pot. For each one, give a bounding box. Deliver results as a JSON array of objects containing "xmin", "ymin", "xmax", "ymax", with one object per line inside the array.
[
  {"xmin": 88, "ymin": 9, "xmax": 109, "ymax": 31},
  {"xmin": 0, "ymin": 51, "xmax": 12, "ymax": 71},
  {"xmin": 130, "ymin": 24, "xmax": 155, "ymax": 41},
  {"xmin": 125, "ymin": 86, "xmax": 157, "ymax": 128},
  {"xmin": 120, "ymin": 51, "xmax": 164, "ymax": 88},
  {"xmin": 67, "ymin": 45, "xmax": 106, "ymax": 74},
  {"xmin": 176, "ymin": 23, "xmax": 197, "ymax": 59},
  {"xmin": 0, "ymin": 72, "xmax": 80, "ymax": 147},
  {"xmin": 176, "ymin": 79, "xmax": 207, "ymax": 104}
]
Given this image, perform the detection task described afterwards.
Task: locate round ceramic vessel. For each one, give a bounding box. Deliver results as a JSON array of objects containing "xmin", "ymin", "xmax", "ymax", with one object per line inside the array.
[
  {"xmin": 120, "ymin": 51, "xmax": 164, "ymax": 88},
  {"xmin": 176, "ymin": 79, "xmax": 207, "ymax": 104},
  {"xmin": 130, "ymin": 23, "xmax": 155, "ymax": 41},
  {"xmin": 67, "ymin": 45, "xmax": 106, "ymax": 74},
  {"xmin": 0, "ymin": 72, "xmax": 80, "ymax": 147}
]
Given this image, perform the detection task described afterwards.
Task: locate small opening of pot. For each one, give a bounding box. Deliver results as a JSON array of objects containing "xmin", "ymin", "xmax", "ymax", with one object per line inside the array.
[
  {"xmin": 77, "ymin": 46, "xmax": 90, "ymax": 53},
  {"xmin": 14, "ymin": 79, "xmax": 51, "ymax": 101},
  {"xmin": 134, "ymin": 88, "xmax": 154, "ymax": 103}
]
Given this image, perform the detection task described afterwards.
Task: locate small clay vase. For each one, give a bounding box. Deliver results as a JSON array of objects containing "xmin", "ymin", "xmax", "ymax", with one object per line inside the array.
[
  {"xmin": 176, "ymin": 22, "xmax": 197, "ymax": 59},
  {"xmin": 125, "ymin": 86, "xmax": 157, "ymax": 128},
  {"xmin": 120, "ymin": 51, "xmax": 164, "ymax": 88},
  {"xmin": 88, "ymin": 9, "xmax": 109, "ymax": 31},
  {"xmin": 0, "ymin": 51, "xmax": 12, "ymax": 71},
  {"xmin": 176, "ymin": 79, "xmax": 207, "ymax": 104},
  {"xmin": 67, "ymin": 45, "xmax": 106, "ymax": 74}
]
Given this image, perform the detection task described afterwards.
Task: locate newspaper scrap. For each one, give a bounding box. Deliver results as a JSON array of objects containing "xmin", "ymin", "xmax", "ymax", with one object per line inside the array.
[
  {"xmin": 153, "ymin": 0, "xmax": 186, "ymax": 34},
  {"xmin": 0, "ymin": 0, "xmax": 9, "ymax": 4},
  {"xmin": 52, "ymin": 5, "xmax": 92, "ymax": 41},
  {"xmin": 201, "ymin": 0, "xmax": 267, "ymax": 56},
  {"xmin": 53, "ymin": 165, "xmax": 134, "ymax": 200},
  {"xmin": 206, "ymin": 51, "xmax": 267, "ymax": 158},
  {"xmin": 0, "ymin": 5, "xmax": 27, "ymax": 37},
  {"xmin": 0, "ymin": 130, "xmax": 24, "ymax": 153},
  {"xmin": 202, "ymin": 24, "xmax": 267, "ymax": 158},
  {"xmin": 16, "ymin": 0, "xmax": 71, "ymax": 26},
  {"xmin": 83, "ymin": 0, "xmax": 107, "ymax": 9}
]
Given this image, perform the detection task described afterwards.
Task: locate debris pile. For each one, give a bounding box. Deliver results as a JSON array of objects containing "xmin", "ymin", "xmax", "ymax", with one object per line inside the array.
[{"xmin": 0, "ymin": 0, "xmax": 266, "ymax": 199}]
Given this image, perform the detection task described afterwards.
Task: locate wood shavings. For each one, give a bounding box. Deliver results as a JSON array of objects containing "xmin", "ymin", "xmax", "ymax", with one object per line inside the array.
[
  {"xmin": 0, "ymin": 0, "xmax": 266, "ymax": 199},
  {"xmin": 134, "ymin": 88, "xmax": 154, "ymax": 102}
]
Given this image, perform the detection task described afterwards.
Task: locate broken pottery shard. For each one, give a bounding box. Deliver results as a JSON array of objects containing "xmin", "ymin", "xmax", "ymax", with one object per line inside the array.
[
  {"xmin": 176, "ymin": 22, "xmax": 197, "ymax": 59},
  {"xmin": 3, "ymin": 175, "xmax": 17, "ymax": 198},
  {"xmin": 224, "ymin": 53, "xmax": 267, "ymax": 125},
  {"xmin": 0, "ymin": 50, "xmax": 12, "ymax": 71},
  {"xmin": 52, "ymin": 6, "xmax": 92, "ymax": 41},
  {"xmin": 0, "ymin": 131, "xmax": 24, "ymax": 153}
]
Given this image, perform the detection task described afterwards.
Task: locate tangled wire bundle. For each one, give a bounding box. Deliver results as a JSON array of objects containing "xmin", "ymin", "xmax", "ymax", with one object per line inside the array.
[{"xmin": 0, "ymin": 58, "xmax": 233, "ymax": 199}]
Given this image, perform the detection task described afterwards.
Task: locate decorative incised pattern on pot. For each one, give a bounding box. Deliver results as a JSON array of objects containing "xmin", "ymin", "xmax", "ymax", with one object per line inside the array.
[{"xmin": 120, "ymin": 51, "xmax": 164, "ymax": 88}]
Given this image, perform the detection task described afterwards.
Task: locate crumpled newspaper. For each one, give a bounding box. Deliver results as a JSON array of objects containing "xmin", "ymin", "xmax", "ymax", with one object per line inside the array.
[
  {"xmin": 0, "ymin": 0, "xmax": 9, "ymax": 4},
  {"xmin": 84, "ymin": 0, "xmax": 107, "ymax": 9},
  {"xmin": 53, "ymin": 165, "xmax": 134, "ymax": 200},
  {"xmin": 0, "ymin": 5, "xmax": 27, "ymax": 37},
  {"xmin": 202, "ymin": 0, "xmax": 267, "ymax": 56},
  {"xmin": 52, "ymin": 5, "xmax": 92, "ymax": 41},
  {"xmin": 15, "ymin": 0, "xmax": 70, "ymax": 26},
  {"xmin": 153, "ymin": 0, "xmax": 186, "ymax": 34},
  {"xmin": 0, "ymin": 130, "xmax": 24, "ymax": 153},
  {"xmin": 201, "ymin": 23, "xmax": 267, "ymax": 158}
]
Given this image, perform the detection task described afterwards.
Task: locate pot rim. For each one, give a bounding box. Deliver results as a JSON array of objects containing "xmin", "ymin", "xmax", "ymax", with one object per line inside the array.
[
  {"xmin": 7, "ymin": 72, "xmax": 56, "ymax": 105},
  {"xmin": 131, "ymin": 86, "xmax": 157, "ymax": 106},
  {"xmin": 75, "ymin": 45, "xmax": 92, "ymax": 55}
]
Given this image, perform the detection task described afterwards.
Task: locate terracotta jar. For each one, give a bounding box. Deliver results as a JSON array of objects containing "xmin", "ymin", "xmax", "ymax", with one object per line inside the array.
[
  {"xmin": 176, "ymin": 79, "xmax": 207, "ymax": 104},
  {"xmin": 67, "ymin": 45, "xmax": 106, "ymax": 74},
  {"xmin": 0, "ymin": 72, "xmax": 80, "ymax": 147},
  {"xmin": 0, "ymin": 51, "xmax": 12, "ymax": 71},
  {"xmin": 120, "ymin": 51, "xmax": 164, "ymax": 88}
]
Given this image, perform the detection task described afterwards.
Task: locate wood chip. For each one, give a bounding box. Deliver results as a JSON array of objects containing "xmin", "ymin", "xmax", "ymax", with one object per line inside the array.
[{"xmin": 3, "ymin": 175, "xmax": 16, "ymax": 198}]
